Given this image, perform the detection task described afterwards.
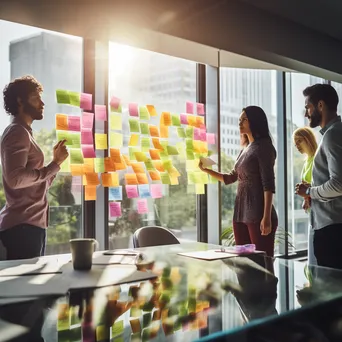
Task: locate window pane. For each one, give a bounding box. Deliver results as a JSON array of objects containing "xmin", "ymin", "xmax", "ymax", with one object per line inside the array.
[
  {"xmin": 287, "ymin": 73, "xmax": 323, "ymax": 251},
  {"xmin": 108, "ymin": 43, "xmax": 197, "ymax": 248},
  {"xmin": 331, "ymin": 81, "xmax": 342, "ymax": 114},
  {"xmin": 0, "ymin": 20, "xmax": 83, "ymax": 255}
]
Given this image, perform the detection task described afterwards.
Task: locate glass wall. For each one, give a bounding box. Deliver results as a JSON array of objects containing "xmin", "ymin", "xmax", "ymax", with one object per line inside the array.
[
  {"xmin": 107, "ymin": 42, "xmax": 198, "ymax": 248},
  {"xmin": 0, "ymin": 20, "xmax": 83, "ymax": 255}
]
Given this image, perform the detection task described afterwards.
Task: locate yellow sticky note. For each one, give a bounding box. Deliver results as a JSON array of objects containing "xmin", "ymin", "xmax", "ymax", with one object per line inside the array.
[
  {"xmin": 170, "ymin": 176, "xmax": 179, "ymax": 185},
  {"xmin": 162, "ymin": 160, "xmax": 173, "ymax": 171},
  {"xmin": 161, "ymin": 112, "xmax": 171, "ymax": 126},
  {"xmin": 129, "ymin": 134, "xmax": 140, "ymax": 146},
  {"xmin": 95, "ymin": 133, "xmax": 108, "ymax": 150},
  {"xmin": 134, "ymin": 152, "xmax": 147, "ymax": 162},
  {"xmin": 196, "ymin": 184, "xmax": 205, "ymax": 194},
  {"xmin": 94, "ymin": 158, "xmax": 105, "ymax": 173},
  {"xmin": 160, "ymin": 125, "xmax": 169, "ymax": 138},
  {"xmin": 188, "ymin": 116, "xmax": 197, "ymax": 127},
  {"xmin": 125, "ymin": 173, "xmax": 139, "ymax": 185},
  {"xmin": 146, "ymin": 105, "xmax": 157, "ymax": 117},
  {"xmin": 56, "ymin": 114, "xmax": 68, "ymax": 131},
  {"xmin": 85, "ymin": 185, "xmax": 97, "ymax": 200},
  {"xmin": 169, "ymin": 166, "xmax": 180, "ymax": 178},
  {"xmin": 70, "ymin": 164, "xmax": 84, "ymax": 176},
  {"xmin": 110, "ymin": 113, "xmax": 122, "ymax": 131},
  {"xmin": 83, "ymin": 158, "xmax": 94, "ymax": 173},
  {"xmin": 122, "ymin": 155, "xmax": 131, "ymax": 166},
  {"xmin": 85, "ymin": 173, "xmax": 100, "ymax": 186},
  {"xmin": 110, "ymin": 133, "xmax": 123, "ymax": 148}
]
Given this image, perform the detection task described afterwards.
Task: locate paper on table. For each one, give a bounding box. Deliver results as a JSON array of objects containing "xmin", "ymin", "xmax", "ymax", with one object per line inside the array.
[
  {"xmin": 178, "ymin": 250, "xmax": 237, "ymax": 260},
  {"xmin": 199, "ymin": 156, "xmax": 216, "ymax": 168},
  {"xmin": 0, "ymin": 263, "xmax": 63, "ymax": 277}
]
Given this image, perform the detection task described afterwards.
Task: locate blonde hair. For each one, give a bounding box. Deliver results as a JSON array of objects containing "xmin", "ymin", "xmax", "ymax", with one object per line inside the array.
[{"xmin": 293, "ymin": 127, "xmax": 318, "ymax": 157}]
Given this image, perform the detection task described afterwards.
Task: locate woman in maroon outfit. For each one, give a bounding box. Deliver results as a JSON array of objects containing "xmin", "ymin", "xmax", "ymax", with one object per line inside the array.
[{"xmin": 199, "ymin": 106, "xmax": 278, "ymax": 257}]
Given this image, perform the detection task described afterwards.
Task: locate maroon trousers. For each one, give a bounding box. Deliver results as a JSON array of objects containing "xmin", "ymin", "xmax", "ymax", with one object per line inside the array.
[{"xmin": 233, "ymin": 219, "xmax": 277, "ymax": 257}]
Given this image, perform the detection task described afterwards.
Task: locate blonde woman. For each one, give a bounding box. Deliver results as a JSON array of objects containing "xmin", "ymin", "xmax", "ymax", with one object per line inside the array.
[{"xmin": 293, "ymin": 127, "xmax": 318, "ymax": 265}]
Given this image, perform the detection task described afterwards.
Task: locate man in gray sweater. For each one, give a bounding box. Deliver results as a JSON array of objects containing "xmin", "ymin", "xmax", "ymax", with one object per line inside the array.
[{"xmin": 296, "ymin": 84, "xmax": 342, "ymax": 269}]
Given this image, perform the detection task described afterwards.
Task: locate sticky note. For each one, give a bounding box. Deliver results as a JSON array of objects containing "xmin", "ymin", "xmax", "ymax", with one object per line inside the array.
[
  {"xmin": 177, "ymin": 127, "xmax": 186, "ymax": 138},
  {"xmin": 141, "ymin": 138, "xmax": 151, "ymax": 152},
  {"xmin": 139, "ymin": 106, "xmax": 150, "ymax": 120},
  {"xmin": 56, "ymin": 89, "xmax": 70, "ymax": 104},
  {"xmin": 110, "ymin": 148, "xmax": 122, "ymax": 163},
  {"xmin": 55, "ymin": 114, "xmax": 68, "ymax": 130},
  {"xmin": 140, "ymin": 123, "xmax": 149, "ymax": 135},
  {"xmin": 95, "ymin": 133, "xmax": 108, "ymax": 150},
  {"xmin": 69, "ymin": 132, "xmax": 81, "ymax": 147},
  {"xmin": 196, "ymin": 116, "xmax": 205, "ymax": 128},
  {"xmin": 160, "ymin": 172, "xmax": 171, "ymax": 185},
  {"xmin": 167, "ymin": 146, "xmax": 179, "ymax": 155},
  {"xmin": 138, "ymin": 184, "xmax": 151, "ymax": 198},
  {"xmin": 129, "ymin": 134, "xmax": 139, "ymax": 147},
  {"xmin": 150, "ymin": 184, "xmax": 163, "ymax": 198},
  {"xmin": 82, "ymin": 112, "xmax": 94, "ymax": 130},
  {"xmin": 129, "ymin": 118, "xmax": 140, "ymax": 133},
  {"xmin": 171, "ymin": 114, "xmax": 181, "ymax": 127},
  {"xmin": 149, "ymin": 149, "xmax": 160, "ymax": 160},
  {"xmin": 129, "ymin": 103, "xmax": 139, "ymax": 117},
  {"xmin": 170, "ymin": 176, "xmax": 179, "ymax": 185},
  {"xmin": 112, "ymin": 320, "xmax": 124, "ymax": 338},
  {"xmin": 153, "ymin": 161, "xmax": 165, "ymax": 172},
  {"xmin": 95, "ymin": 104, "xmax": 107, "ymax": 121},
  {"xmin": 126, "ymin": 185, "xmax": 139, "ymax": 198},
  {"xmin": 186, "ymin": 127, "xmax": 194, "ymax": 139},
  {"xmin": 144, "ymin": 159, "xmax": 155, "ymax": 171},
  {"xmin": 81, "ymin": 130, "xmax": 93, "ymax": 145},
  {"xmin": 122, "ymin": 155, "xmax": 131, "ymax": 166},
  {"xmin": 110, "ymin": 133, "xmax": 123, "ymax": 147},
  {"xmin": 109, "ymin": 202, "xmax": 122, "ymax": 217},
  {"xmin": 195, "ymin": 184, "xmax": 205, "ymax": 194},
  {"xmin": 206, "ymin": 133, "xmax": 216, "ymax": 144},
  {"xmin": 186, "ymin": 150, "xmax": 195, "ymax": 160},
  {"xmin": 161, "ymin": 112, "xmax": 171, "ymax": 126},
  {"xmin": 114, "ymin": 160, "xmax": 127, "ymax": 171},
  {"xmin": 83, "ymin": 158, "xmax": 94, "ymax": 173},
  {"xmin": 194, "ymin": 128, "xmax": 201, "ymax": 141},
  {"xmin": 200, "ymin": 129, "xmax": 207, "ymax": 141},
  {"xmin": 109, "ymin": 186, "xmax": 123, "ymax": 201},
  {"xmin": 68, "ymin": 115, "xmax": 81, "ymax": 131},
  {"xmin": 70, "ymin": 148, "xmax": 84, "ymax": 164},
  {"xmin": 134, "ymin": 152, "xmax": 147, "ymax": 162},
  {"xmin": 162, "ymin": 160, "xmax": 173, "ymax": 171},
  {"xmin": 68, "ymin": 91, "xmax": 80, "ymax": 107},
  {"xmin": 137, "ymin": 199, "xmax": 148, "ymax": 214},
  {"xmin": 85, "ymin": 185, "xmax": 97, "ymax": 200},
  {"xmin": 149, "ymin": 171, "xmax": 161, "ymax": 181},
  {"xmin": 131, "ymin": 163, "xmax": 145, "ymax": 174},
  {"xmin": 152, "ymin": 138, "xmax": 163, "ymax": 150},
  {"xmin": 197, "ymin": 103, "xmax": 205, "ymax": 115},
  {"xmin": 104, "ymin": 157, "xmax": 116, "ymax": 172},
  {"xmin": 188, "ymin": 116, "xmax": 197, "ymax": 127},
  {"xmin": 85, "ymin": 173, "xmax": 100, "ymax": 186},
  {"xmin": 136, "ymin": 173, "xmax": 149, "ymax": 184},
  {"xmin": 110, "ymin": 96, "xmax": 121, "ymax": 112},
  {"xmin": 208, "ymin": 175, "xmax": 219, "ymax": 184},
  {"xmin": 180, "ymin": 114, "xmax": 188, "ymax": 125},
  {"xmin": 82, "ymin": 144, "xmax": 96, "ymax": 158},
  {"xmin": 186, "ymin": 101, "xmax": 194, "ymax": 114},
  {"xmin": 71, "ymin": 165, "xmax": 83, "ymax": 177},
  {"xmin": 160, "ymin": 125, "xmax": 169, "ymax": 138},
  {"xmin": 80, "ymin": 93, "xmax": 93, "ymax": 111},
  {"xmin": 94, "ymin": 158, "xmax": 105, "ymax": 173},
  {"xmin": 60, "ymin": 157, "xmax": 70, "ymax": 173},
  {"xmin": 109, "ymin": 113, "xmax": 122, "ymax": 131},
  {"xmin": 146, "ymin": 105, "xmax": 157, "ymax": 117},
  {"xmin": 125, "ymin": 173, "xmax": 138, "ymax": 185},
  {"xmin": 101, "ymin": 173, "xmax": 118, "ymax": 187}
]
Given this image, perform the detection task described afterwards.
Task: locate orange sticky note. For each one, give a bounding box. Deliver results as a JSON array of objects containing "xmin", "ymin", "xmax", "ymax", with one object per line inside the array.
[
  {"xmin": 131, "ymin": 163, "xmax": 145, "ymax": 174},
  {"xmin": 160, "ymin": 125, "xmax": 169, "ymax": 138},
  {"xmin": 196, "ymin": 116, "xmax": 205, "ymax": 128},
  {"xmin": 56, "ymin": 114, "xmax": 68, "ymax": 131},
  {"xmin": 149, "ymin": 125, "xmax": 159, "ymax": 137},
  {"xmin": 114, "ymin": 162, "xmax": 127, "ymax": 171},
  {"xmin": 153, "ymin": 161, "xmax": 165, "ymax": 172},
  {"xmin": 146, "ymin": 105, "xmax": 157, "ymax": 117},
  {"xmin": 129, "ymin": 134, "xmax": 139, "ymax": 146},
  {"xmin": 85, "ymin": 173, "xmax": 100, "ymax": 186},
  {"xmin": 161, "ymin": 112, "xmax": 171, "ymax": 126},
  {"xmin": 149, "ymin": 171, "xmax": 161, "ymax": 181},
  {"xmin": 104, "ymin": 157, "xmax": 116, "ymax": 172},
  {"xmin": 187, "ymin": 116, "xmax": 197, "ymax": 127},
  {"xmin": 125, "ymin": 173, "xmax": 139, "ymax": 185},
  {"xmin": 83, "ymin": 158, "xmax": 94, "ymax": 173},
  {"xmin": 110, "ymin": 148, "xmax": 122, "ymax": 163},
  {"xmin": 122, "ymin": 155, "xmax": 131, "ymax": 166},
  {"xmin": 152, "ymin": 138, "xmax": 164, "ymax": 150},
  {"xmin": 101, "ymin": 173, "xmax": 119, "ymax": 187},
  {"xmin": 136, "ymin": 173, "xmax": 149, "ymax": 184},
  {"xmin": 149, "ymin": 149, "xmax": 160, "ymax": 160},
  {"xmin": 85, "ymin": 185, "xmax": 97, "ymax": 201},
  {"xmin": 70, "ymin": 164, "xmax": 84, "ymax": 176}
]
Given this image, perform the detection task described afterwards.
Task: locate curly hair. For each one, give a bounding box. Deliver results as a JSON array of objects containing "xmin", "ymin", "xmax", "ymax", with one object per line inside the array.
[{"xmin": 3, "ymin": 75, "xmax": 43, "ymax": 117}]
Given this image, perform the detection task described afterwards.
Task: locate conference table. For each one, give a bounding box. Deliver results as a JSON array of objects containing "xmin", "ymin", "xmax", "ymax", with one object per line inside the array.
[{"xmin": 1, "ymin": 242, "xmax": 342, "ymax": 342}]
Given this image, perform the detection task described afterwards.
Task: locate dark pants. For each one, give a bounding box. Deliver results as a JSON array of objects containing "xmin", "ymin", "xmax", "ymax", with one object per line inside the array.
[
  {"xmin": 314, "ymin": 224, "xmax": 342, "ymax": 269},
  {"xmin": 233, "ymin": 220, "xmax": 277, "ymax": 257},
  {"xmin": 0, "ymin": 224, "xmax": 46, "ymax": 260}
]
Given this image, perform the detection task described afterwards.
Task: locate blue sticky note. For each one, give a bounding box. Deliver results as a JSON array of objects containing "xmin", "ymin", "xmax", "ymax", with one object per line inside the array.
[
  {"xmin": 138, "ymin": 184, "xmax": 151, "ymax": 198},
  {"xmin": 109, "ymin": 187, "xmax": 123, "ymax": 201}
]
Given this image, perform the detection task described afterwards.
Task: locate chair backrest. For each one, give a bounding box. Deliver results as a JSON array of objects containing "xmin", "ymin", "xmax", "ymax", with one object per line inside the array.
[{"xmin": 133, "ymin": 226, "xmax": 180, "ymax": 248}]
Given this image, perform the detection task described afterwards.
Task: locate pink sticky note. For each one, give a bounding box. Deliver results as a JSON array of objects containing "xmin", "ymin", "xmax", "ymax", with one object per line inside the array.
[
  {"xmin": 109, "ymin": 202, "xmax": 122, "ymax": 217},
  {"xmin": 81, "ymin": 130, "xmax": 93, "ymax": 145},
  {"xmin": 82, "ymin": 112, "xmax": 94, "ymax": 130},
  {"xmin": 180, "ymin": 114, "xmax": 188, "ymax": 125},
  {"xmin": 206, "ymin": 133, "xmax": 216, "ymax": 145},
  {"xmin": 95, "ymin": 105, "xmax": 107, "ymax": 121},
  {"xmin": 68, "ymin": 116, "xmax": 81, "ymax": 131},
  {"xmin": 197, "ymin": 103, "xmax": 205, "ymax": 115},
  {"xmin": 137, "ymin": 199, "xmax": 148, "ymax": 214},
  {"xmin": 186, "ymin": 101, "xmax": 194, "ymax": 114},
  {"xmin": 82, "ymin": 144, "xmax": 96, "ymax": 158},
  {"xmin": 110, "ymin": 96, "xmax": 121, "ymax": 110},
  {"xmin": 150, "ymin": 184, "xmax": 163, "ymax": 199},
  {"xmin": 71, "ymin": 177, "xmax": 82, "ymax": 193},
  {"xmin": 80, "ymin": 93, "xmax": 93, "ymax": 111},
  {"xmin": 194, "ymin": 128, "xmax": 201, "ymax": 141},
  {"xmin": 128, "ymin": 103, "xmax": 139, "ymax": 117},
  {"xmin": 200, "ymin": 129, "xmax": 207, "ymax": 141},
  {"xmin": 126, "ymin": 185, "xmax": 139, "ymax": 199}
]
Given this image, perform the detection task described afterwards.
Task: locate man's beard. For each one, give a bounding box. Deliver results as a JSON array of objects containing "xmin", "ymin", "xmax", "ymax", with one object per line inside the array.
[
  {"xmin": 309, "ymin": 107, "xmax": 322, "ymax": 128},
  {"xmin": 23, "ymin": 101, "xmax": 43, "ymax": 121}
]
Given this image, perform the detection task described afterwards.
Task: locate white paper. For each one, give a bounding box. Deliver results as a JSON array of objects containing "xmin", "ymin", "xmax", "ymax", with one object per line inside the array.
[
  {"xmin": 200, "ymin": 156, "xmax": 216, "ymax": 168},
  {"xmin": 0, "ymin": 263, "xmax": 63, "ymax": 277},
  {"xmin": 178, "ymin": 249, "xmax": 237, "ymax": 260},
  {"xmin": 0, "ymin": 318, "xmax": 29, "ymax": 342}
]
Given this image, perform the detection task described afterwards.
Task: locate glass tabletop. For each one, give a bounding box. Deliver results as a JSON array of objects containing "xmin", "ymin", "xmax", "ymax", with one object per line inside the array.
[{"xmin": 2, "ymin": 242, "xmax": 342, "ymax": 342}]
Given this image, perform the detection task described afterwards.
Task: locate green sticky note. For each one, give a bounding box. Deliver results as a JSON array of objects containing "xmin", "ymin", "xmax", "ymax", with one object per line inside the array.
[
  {"xmin": 94, "ymin": 158, "xmax": 105, "ymax": 173},
  {"xmin": 139, "ymin": 106, "xmax": 150, "ymax": 120},
  {"xmin": 144, "ymin": 158, "xmax": 155, "ymax": 171},
  {"xmin": 56, "ymin": 89, "xmax": 70, "ymax": 104},
  {"xmin": 140, "ymin": 122, "xmax": 149, "ymax": 135},
  {"xmin": 56, "ymin": 131, "xmax": 72, "ymax": 145},
  {"xmin": 68, "ymin": 91, "xmax": 80, "ymax": 107},
  {"xmin": 167, "ymin": 146, "xmax": 179, "ymax": 155},
  {"xmin": 186, "ymin": 127, "xmax": 194, "ymax": 138},
  {"xmin": 110, "ymin": 113, "xmax": 122, "ymax": 131},
  {"xmin": 171, "ymin": 114, "xmax": 181, "ymax": 126},
  {"xmin": 177, "ymin": 127, "xmax": 186, "ymax": 138},
  {"xmin": 70, "ymin": 148, "xmax": 84, "ymax": 164},
  {"xmin": 112, "ymin": 320, "xmax": 124, "ymax": 337},
  {"xmin": 162, "ymin": 159, "xmax": 173, "ymax": 171},
  {"xmin": 129, "ymin": 119, "xmax": 140, "ymax": 133},
  {"xmin": 69, "ymin": 132, "xmax": 81, "ymax": 148},
  {"xmin": 187, "ymin": 172, "xmax": 196, "ymax": 184},
  {"xmin": 141, "ymin": 138, "xmax": 151, "ymax": 152},
  {"xmin": 129, "ymin": 147, "xmax": 140, "ymax": 161},
  {"xmin": 110, "ymin": 133, "xmax": 123, "ymax": 147},
  {"xmin": 160, "ymin": 172, "xmax": 171, "ymax": 184},
  {"xmin": 186, "ymin": 150, "xmax": 195, "ymax": 160},
  {"xmin": 200, "ymin": 172, "xmax": 209, "ymax": 184},
  {"xmin": 60, "ymin": 156, "xmax": 70, "ymax": 173},
  {"xmin": 160, "ymin": 140, "xmax": 168, "ymax": 150},
  {"xmin": 186, "ymin": 139, "xmax": 194, "ymax": 151},
  {"xmin": 160, "ymin": 151, "xmax": 169, "ymax": 160}
]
